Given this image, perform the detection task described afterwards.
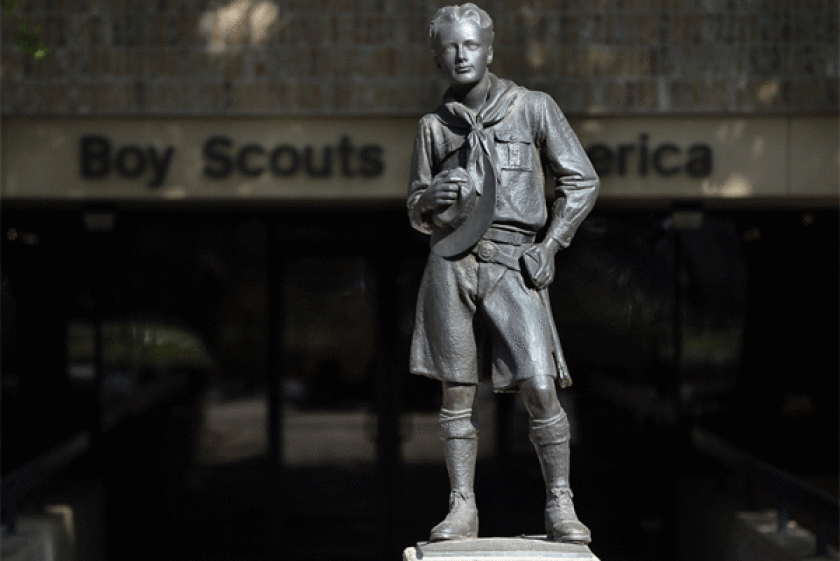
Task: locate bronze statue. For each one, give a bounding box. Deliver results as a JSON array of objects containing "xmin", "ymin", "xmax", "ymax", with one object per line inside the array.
[{"xmin": 407, "ymin": 4, "xmax": 599, "ymax": 544}]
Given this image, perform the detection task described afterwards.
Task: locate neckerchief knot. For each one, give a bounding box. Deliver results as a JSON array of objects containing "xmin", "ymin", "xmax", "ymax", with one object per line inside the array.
[{"xmin": 435, "ymin": 74, "xmax": 523, "ymax": 198}]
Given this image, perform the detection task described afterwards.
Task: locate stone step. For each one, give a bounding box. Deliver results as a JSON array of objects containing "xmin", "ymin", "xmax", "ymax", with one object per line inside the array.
[{"xmin": 404, "ymin": 536, "xmax": 599, "ymax": 561}]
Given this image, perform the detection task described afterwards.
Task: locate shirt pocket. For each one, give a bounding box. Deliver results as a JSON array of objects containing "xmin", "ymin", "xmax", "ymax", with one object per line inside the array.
[{"xmin": 494, "ymin": 130, "xmax": 534, "ymax": 172}]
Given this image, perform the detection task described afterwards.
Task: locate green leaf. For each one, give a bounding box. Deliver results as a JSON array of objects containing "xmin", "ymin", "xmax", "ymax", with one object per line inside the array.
[{"xmin": 8, "ymin": 10, "xmax": 50, "ymax": 60}]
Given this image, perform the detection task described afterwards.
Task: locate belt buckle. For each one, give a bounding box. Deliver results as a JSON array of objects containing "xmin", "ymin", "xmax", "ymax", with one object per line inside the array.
[{"xmin": 476, "ymin": 240, "xmax": 497, "ymax": 262}]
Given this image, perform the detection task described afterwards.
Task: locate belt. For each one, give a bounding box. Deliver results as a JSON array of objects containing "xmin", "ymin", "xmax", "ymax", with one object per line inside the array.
[
  {"xmin": 482, "ymin": 227, "xmax": 536, "ymax": 246},
  {"xmin": 472, "ymin": 239, "xmax": 528, "ymax": 271}
]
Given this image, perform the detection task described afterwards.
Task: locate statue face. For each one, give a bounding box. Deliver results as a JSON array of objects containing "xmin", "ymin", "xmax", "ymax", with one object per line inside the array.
[{"xmin": 433, "ymin": 19, "xmax": 493, "ymax": 89}]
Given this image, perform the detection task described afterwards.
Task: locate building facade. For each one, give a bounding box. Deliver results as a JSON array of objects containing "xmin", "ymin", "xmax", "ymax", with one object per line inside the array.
[
  {"xmin": 3, "ymin": 0, "xmax": 838, "ymax": 115},
  {"xmin": 1, "ymin": 2, "xmax": 837, "ymax": 560}
]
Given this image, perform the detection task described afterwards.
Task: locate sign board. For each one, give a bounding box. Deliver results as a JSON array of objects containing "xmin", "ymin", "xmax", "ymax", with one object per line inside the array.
[{"xmin": 2, "ymin": 116, "xmax": 836, "ymax": 202}]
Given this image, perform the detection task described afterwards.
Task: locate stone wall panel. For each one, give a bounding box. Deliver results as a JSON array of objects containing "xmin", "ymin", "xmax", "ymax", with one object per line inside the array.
[{"xmin": 2, "ymin": 0, "xmax": 836, "ymax": 115}]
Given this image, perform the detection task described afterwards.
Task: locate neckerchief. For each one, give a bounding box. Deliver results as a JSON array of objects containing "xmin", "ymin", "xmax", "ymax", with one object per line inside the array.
[{"xmin": 434, "ymin": 73, "xmax": 523, "ymax": 195}]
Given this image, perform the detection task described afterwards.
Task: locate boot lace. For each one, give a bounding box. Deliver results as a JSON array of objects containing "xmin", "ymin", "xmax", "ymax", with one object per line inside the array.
[
  {"xmin": 547, "ymin": 487, "xmax": 576, "ymax": 517},
  {"xmin": 448, "ymin": 490, "xmax": 474, "ymax": 511}
]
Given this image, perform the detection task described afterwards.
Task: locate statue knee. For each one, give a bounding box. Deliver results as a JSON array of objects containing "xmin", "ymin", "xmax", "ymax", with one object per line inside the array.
[
  {"xmin": 520, "ymin": 376, "xmax": 563, "ymax": 420},
  {"xmin": 441, "ymin": 381, "xmax": 477, "ymax": 411}
]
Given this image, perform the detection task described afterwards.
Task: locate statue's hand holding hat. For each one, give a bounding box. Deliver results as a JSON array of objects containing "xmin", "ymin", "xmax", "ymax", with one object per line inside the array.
[
  {"xmin": 429, "ymin": 154, "xmax": 496, "ymax": 257},
  {"xmin": 432, "ymin": 167, "xmax": 477, "ymax": 230}
]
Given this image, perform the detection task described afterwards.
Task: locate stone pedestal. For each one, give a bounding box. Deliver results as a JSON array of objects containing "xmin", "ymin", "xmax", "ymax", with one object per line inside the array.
[{"xmin": 403, "ymin": 537, "xmax": 600, "ymax": 561}]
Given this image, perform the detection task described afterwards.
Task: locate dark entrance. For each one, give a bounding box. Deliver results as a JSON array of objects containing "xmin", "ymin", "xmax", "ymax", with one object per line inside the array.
[{"xmin": 2, "ymin": 204, "xmax": 837, "ymax": 561}]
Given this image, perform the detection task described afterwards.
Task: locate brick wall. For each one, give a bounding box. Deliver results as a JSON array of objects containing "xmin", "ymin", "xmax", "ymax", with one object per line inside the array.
[{"xmin": 2, "ymin": 0, "xmax": 837, "ymax": 115}]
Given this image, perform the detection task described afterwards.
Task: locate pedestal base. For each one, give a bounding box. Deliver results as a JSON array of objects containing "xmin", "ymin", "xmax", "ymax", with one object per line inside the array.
[{"xmin": 404, "ymin": 536, "xmax": 600, "ymax": 561}]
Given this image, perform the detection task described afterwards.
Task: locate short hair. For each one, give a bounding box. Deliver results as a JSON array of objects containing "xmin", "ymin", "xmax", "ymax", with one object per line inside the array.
[{"xmin": 429, "ymin": 4, "xmax": 494, "ymax": 51}]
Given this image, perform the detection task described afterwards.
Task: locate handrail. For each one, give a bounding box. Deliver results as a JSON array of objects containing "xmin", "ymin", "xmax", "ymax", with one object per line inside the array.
[
  {"xmin": 1, "ymin": 431, "xmax": 91, "ymax": 534},
  {"xmin": 692, "ymin": 427, "xmax": 839, "ymax": 556}
]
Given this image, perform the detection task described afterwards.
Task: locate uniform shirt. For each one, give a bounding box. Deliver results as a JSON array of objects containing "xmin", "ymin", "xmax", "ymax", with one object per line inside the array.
[{"xmin": 407, "ymin": 74, "xmax": 599, "ymax": 248}]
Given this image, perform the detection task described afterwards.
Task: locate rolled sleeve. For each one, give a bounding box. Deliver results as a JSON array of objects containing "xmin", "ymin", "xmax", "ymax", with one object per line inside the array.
[
  {"xmin": 538, "ymin": 94, "xmax": 599, "ymax": 247},
  {"xmin": 407, "ymin": 116, "xmax": 437, "ymax": 235}
]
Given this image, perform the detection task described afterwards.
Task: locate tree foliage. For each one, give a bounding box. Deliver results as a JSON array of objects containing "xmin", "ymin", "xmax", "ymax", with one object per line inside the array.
[{"xmin": 2, "ymin": 0, "xmax": 49, "ymax": 59}]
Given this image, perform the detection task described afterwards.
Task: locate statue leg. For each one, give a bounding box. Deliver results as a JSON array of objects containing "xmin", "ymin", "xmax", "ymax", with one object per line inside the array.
[
  {"xmin": 430, "ymin": 382, "xmax": 479, "ymax": 541},
  {"xmin": 520, "ymin": 378, "xmax": 591, "ymax": 544}
]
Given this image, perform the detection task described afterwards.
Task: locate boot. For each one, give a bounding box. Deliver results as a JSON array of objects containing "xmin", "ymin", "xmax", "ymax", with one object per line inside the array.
[
  {"xmin": 430, "ymin": 489, "xmax": 478, "ymax": 541},
  {"xmin": 430, "ymin": 408, "xmax": 479, "ymax": 541},
  {"xmin": 530, "ymin": 412, "xmax": 591, "ymax": 544},
  {"xmin": 544, "ymin": 487, "xmax": 589, "ymax": 544}
]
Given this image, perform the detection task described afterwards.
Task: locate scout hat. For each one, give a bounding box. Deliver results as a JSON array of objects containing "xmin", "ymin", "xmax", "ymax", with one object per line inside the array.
[{"xmin": 430, "ymin": 155, "xmax": 496, "ymax": 257}]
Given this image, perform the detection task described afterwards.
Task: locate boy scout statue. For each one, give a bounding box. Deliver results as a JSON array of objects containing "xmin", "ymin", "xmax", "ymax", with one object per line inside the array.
[{"xmin": 407, "ymin": 4, "xmax": 599, "ymax": 544}]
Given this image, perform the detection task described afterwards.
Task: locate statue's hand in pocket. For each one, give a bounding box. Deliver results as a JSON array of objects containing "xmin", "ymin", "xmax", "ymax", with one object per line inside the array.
[{"xmin": 521, "ymin": 242, "xmax": 556, "ymax": 290}]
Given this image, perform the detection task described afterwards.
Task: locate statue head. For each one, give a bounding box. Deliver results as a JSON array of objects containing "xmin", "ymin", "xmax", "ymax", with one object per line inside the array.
[
  {"xmin": 428, "ymin": 4, "xmax": 494, "ymax": 89},
  {"xmin": 429, "ymin": 4, "xmax": 494, "ymax": 51}
]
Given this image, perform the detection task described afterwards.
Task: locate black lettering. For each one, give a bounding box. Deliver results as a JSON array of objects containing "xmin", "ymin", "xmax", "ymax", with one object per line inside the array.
[
  {"xmin": 203, "ymin": 136, "xmax": 233, "ymax": 178},
  {"xmin": 81, "ymin": 135, "xmax": 111, "ymax": 178},
  {"xmin": 617, "ymin": 144, "xmax": 635, "ymax": 175},
  {"xmin": 686, "ymin": 144, "xmax": 713, "ymax": 177},
  {"xmin": 304, "ymin": 146, "xmax": 333, "ymax": 177},
  {"xmin": 652, "ymin": 144, "xmax": 681, "ymax": 176},
  {"xmin": 638, "ymin": 134, "xmax": 649, "ymax": 176},
  {"xmin": 359, "ymin": 145, "xmax": 384, "ymax": 177},
  {"xmin": 115, "ymin": 145, "xmax": 146, "ymax": 178},
  {"xmin": 337, "ymin": 135, "xmax": 356, "ymax": 177},
  {"xmin": 270, "ymin": 145, "xmax": 300, "ymax": 176},
  {"xmin": 147, "ymin": 146, "xmax": 174, "ymax": 188},
  {"xmin": 237, "ymin": 144, "xmax": 265, "ymax": 177},
  {"xmin": 585, "ymin": 144, "xmax": 613, "ymax": 176}
]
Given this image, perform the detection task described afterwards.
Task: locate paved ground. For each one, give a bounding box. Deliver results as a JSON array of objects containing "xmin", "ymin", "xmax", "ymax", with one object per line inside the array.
[{"xmin": 23, "ymin": 385, "xmax": 835, "ymax": 561}]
